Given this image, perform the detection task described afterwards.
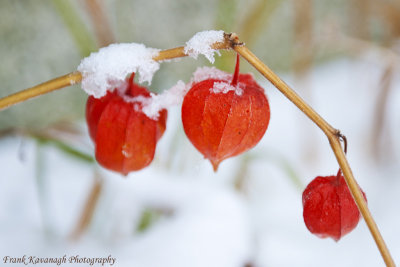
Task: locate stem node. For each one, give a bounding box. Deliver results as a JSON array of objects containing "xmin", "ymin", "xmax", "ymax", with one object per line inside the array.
[{"xmin": 0, "ymin": 32, "xmax": 395, "ymax": 267}]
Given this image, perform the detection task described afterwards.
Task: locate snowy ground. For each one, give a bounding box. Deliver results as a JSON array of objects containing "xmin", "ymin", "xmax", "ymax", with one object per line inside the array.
[{"xmin": 1, "ymin": 57, "xmax": 399, "ymax": 266}]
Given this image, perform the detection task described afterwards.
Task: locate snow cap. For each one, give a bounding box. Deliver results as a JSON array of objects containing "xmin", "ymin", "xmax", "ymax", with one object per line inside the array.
[
  {"xmin": 78, "ymin": 43, "xmax": 160, "ymax": 98},
  {"xmin": 184, "ymin": 30, "xmax": 225, "ymax": 64}
]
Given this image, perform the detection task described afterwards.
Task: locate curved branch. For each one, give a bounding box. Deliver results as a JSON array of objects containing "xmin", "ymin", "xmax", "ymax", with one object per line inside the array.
[
  {"xmin": 0, "ymin": 35, "xmax": 233, "ymax": 111},
  {"xmin": 0, "ymin": 72, "xmax": 82, "ymax": 111},
  {"xmin": 0, "ymin": 32, "xmax": 395, "ymax": 266},
  {"xmin": 232, "ymin": 40, "xmax": 395, "ymax": 267}
]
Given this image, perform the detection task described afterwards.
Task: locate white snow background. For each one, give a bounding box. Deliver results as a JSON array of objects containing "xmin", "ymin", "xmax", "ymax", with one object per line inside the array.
[{"xmin": 1, "ymin": 55, "xmax": 400, "ymax": 267}]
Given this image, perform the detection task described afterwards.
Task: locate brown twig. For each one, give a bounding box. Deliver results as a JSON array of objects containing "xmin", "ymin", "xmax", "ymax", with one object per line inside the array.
[
  {"xmin": 293, "ymin": 0, "xmax": 313, "ymax": 77},
  {"xmin": 0, "ymin": 36, "xmax": 233, "ymax": 111},
  {"xmin": 0, "ymin": 72, "xmax": 82, "ymax": 111},
  {"xmin": 372, "ymin": 63, "xmax": 394, "ymax": 160},
  {"xmin": 349, "ymin": 0, "xmax": 370, "ymax": 39},
  {"xmin": 293, "ymin": 0, "xmax": 315, "ymax": 163},
  {"xmin": 232, "ymin": 40, "xmax": 394, "ymax": 267},
  {"xmin": 84, "ymin": 0, "xmax": 115, "ymax": 47},
  {"xmin": 70, "ymin": 174, "xmax": 103, "ymax": 240},
  {"xmin": 0, "ymin": 32, "xmax": 395, "ymax": 266},
  {"xmin": 237, "ymin": 0, "xmax": 283, "ymax": 47}
]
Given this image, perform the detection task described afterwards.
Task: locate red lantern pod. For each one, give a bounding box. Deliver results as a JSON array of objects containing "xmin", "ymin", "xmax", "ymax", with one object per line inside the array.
[
  {"xmin": 86, "ymin": 73, "xmax": 167, "ymax": 175},
  {"xmin": 302, "ymin": 171, "xmax": 367, "ymax": 241},
  {"xmin": 181, "ymin": 55, "xmax": 270, "ymax": 171}
]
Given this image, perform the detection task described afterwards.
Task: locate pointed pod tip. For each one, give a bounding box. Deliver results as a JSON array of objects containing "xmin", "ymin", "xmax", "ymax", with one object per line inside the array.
[{"xmin": 211, "ymin": 161, "xmax": 220, "ymax": 172}]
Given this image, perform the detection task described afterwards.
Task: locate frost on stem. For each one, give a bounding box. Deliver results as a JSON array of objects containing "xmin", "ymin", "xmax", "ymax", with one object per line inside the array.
[
  {"xmin": 191, "ymin": 67, "xmax": 244, "ymax": 95},
  {"xmin": 78, "ymin": 43, "xmax": 160, "ymax": 98},
  {"xmin": 191, "ymin": 66, "xmax": 232, "ymax": 83},
  {"xmin": 184, "ymin": 30, "xmax": 225, "ymax": 63},
  {"xmin": 124, "ymin": 66, "xmax": 247, "ymax": 120},
  {"xmin": 212, "ymin": 82, "xmax": 242, "ymax": 95},
  {"xmin": 133, "ymin": 64, "xmax": 244, "ymax": 119},
  {"xmin": 132, "ymin": 80, "xmax": 188, "ymax": 120},
  {"xmin": 77, "ymin": 31, "xmax": 235, "ymax": 118}
]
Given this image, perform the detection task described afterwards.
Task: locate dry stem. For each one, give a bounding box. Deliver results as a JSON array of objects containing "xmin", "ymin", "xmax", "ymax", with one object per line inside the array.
[
  {"xmin": 0, "ymin": 37, "xmax": 232, "ymax": 111},
  {"xmin": 0, "ymin": 32, "xmax": 395, "ymax": 266},
  {"xmin": 84, "ymin": 0, "xmax": 116, "ymax": 47},
  {"xmin": 232, "ymin": 41, "xmax": 395, "ymax": 267},
  {"xmin": 70, "ymin": 175, "xmax": 103, "ymax": 240},
  {"xmin": 0, "ymin": 72, "xmax": 82, "ymax": 111},
  {"xmin": 372, "ymin": 63, "xmax": 394, "ymax": 160}
]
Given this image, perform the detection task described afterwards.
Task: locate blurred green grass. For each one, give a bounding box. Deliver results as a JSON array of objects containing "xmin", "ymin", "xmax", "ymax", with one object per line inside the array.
[{"xmin": 0, "ymin": 0, "xmax": 396, "ymax": 131}]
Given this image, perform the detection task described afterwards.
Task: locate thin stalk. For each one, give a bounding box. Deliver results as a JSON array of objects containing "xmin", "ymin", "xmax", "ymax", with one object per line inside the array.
[
  {"xmin": 237, "ymin": 0, "xmax": 284, "ymax": 47},
  {"xmin": 329, "ymin": 137, "xmax": 393, "ymax": 266},
  {"xmin": 233, "ymin": 44, "xmax": 335, "ymax": 136},
  {"xmin": 232, "ymin": 41, "xmax": 395, "ymax": 267},
  {"xmin": 372, "ymin": 63, "xmax": 394, "ymax": 160},
  {"xmin": 35, "ymin": 142, "xmax": 53, "ymax": 237},
  {"xmin": 293, "ymin": 0, "xmax": 313, "ymax": 76},
  {"xmin": 0, "ymin": 72, "xmax": 82, "ymax": 111},
  {"xmin": 231, "ymin": 54, "xmax": 240, "ymax": 86},
  {"xmin": 84, "ymin": 0, "xmax": 116, "ymax": 47},
  {"xmin": 0, "ymin": 38, "xmax": 232, "ymax": 111},
  {"xmin": 213, "ymin": 0, "xmax": 237, "ymax": 71},
  {"xmin": 0, "ymin": 32, "xmax": 395, "ymax": 266},
  {"xmin": 52, "ymin": 0, "xmax": 97, "ymax": 57},
  {"xmin": 70, "ymin": 175, "xmax": 103, "ymax": 240},
  {"xmin": 33, "ymin": 134, "xmax": 94, "ymax": 163}
]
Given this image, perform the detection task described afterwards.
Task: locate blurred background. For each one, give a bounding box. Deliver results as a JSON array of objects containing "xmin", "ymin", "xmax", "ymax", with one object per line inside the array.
[{"xmin": 0, "ymin": 0, "xmax": 399, "ymax": 266}]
